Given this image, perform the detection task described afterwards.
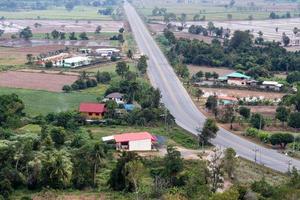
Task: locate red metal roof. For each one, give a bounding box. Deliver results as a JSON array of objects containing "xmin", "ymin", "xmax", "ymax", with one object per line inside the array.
[
  {"xmin": 79, "ymin": 103, "xmax": 106, "ymax": 113},
  {"xmin": 114, "ymin": 132, "xmax": 157, "ymax": 143}
]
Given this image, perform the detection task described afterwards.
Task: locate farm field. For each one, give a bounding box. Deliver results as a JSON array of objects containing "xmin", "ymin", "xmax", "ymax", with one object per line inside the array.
[
  {"xmin": 188, "ymin": 65, "xmax": 234, "ymax": 76},
  {"xmin": 0, "ymin": 19, "xmax": 123, "ymax": 34},
  {"xmin": 133, "ymin": 0, "xmax": 299, "ymax": 21},
  {"xmin": 0, "ymin": 87, "xmax": 98, "ymax": 116},
  {"xmin": 0, "ymin": 6, "xmax": 113, "ymax": 20},
  {"xmin": 0, "ymin": 71, "xmax": 78, "ymax": 92},
  {"xmin": 168, "ymin": 18, "xmax": 300, "ymax": 43}
]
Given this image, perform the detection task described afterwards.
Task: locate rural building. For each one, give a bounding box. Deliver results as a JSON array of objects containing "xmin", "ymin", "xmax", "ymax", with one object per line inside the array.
[
  {"xmin": 102, "ymin": 132, "xmax": 157, "ymax": 151},
  {"xmin": 104, "ymin": 92, "xmax": 124, "ymax": 104},
  {"xmin": 79, "ymin": 102, "xmax": 106, "ymax": 120},
  {"xmin": 217, "ymin": 96, "xmax": 238, "ymax": 106},
  {"xmin": 37, "ymin": 53, "xmax": 70, "ymax": 67},
  {"xmin": 79, "ymin": 48, "xmax": 92, "ymax": 54},
  {"xmin": 95, "ymin": 48, "xmax": 120, "ymax": 57},
  {"xmin": 260, "ymin": 81, "xmax": 283, "ymax": 91},
  {"xmin": 219, "ymin": 72, "xmax": 251, "ymax": 86},
  {"xmin": 60, "ymin": 56, "xmax": 92, "ymax": 68}
]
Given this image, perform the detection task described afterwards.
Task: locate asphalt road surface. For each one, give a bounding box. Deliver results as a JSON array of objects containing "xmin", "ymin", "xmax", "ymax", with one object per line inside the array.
[{"xmin": 124, "ymin": 2, "xmax": 300, "ymax": 172}]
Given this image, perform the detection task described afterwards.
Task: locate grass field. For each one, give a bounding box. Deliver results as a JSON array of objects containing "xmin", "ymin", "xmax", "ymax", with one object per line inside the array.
[
  {"xmin": 0, "ymin": 87, "xmax": 100, "ymax": 116},
  {"xmin": 0, "ymin": 6, "xmax": 113, "ymax": 20}
]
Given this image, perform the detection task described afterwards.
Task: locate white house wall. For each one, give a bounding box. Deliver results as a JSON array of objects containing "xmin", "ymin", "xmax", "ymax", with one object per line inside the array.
[{"xmin": 129, "ymin": 139, "xmax": 152, "ymax": 151}]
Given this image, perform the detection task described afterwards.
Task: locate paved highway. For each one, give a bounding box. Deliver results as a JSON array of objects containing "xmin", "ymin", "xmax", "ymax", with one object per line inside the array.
[{"xmin": 124, "ymin": 2, "xmax": 300, "ymax": 172}]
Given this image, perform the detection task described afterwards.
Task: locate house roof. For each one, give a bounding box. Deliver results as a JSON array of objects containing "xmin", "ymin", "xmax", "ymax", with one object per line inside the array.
[
  {"xmin": 219, "ymin": 72, "xmax": 251, "ymax": 80},
  {"xmin": 79, "ymin": 103, "xmax": 106, "ymax": 113},
  {"xmin": 106, "ymin": 92, "xmax": 124, "ymax": 99},
  {"xmin": 217, "ymin": 96, "xmax": 238, "ymax": 102},
  {"xmin": 113, "ymin": 132, "xmax": 157, "ymax": 143}
]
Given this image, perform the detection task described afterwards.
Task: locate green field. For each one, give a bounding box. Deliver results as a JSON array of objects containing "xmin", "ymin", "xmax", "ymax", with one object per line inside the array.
[
  {"xmin": 0, "ymin": 6, "xmax": 112, "ymax": 20},
  {"xmin": 0, "ymin": 87, "xmax": 100, "ymax": 116}
]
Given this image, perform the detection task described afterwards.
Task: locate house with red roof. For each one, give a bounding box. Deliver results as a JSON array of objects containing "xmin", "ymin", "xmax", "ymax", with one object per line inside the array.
[
  {"xmin": 102, "ymin": 132, "xmax": 157, "ymax": 151},
  {"xmin": 79, "ymin": 102, "xmax": 106, "ymax": 120}
]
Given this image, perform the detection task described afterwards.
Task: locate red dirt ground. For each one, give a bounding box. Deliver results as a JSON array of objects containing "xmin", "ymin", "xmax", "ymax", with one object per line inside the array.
[{"xmin": 0, "ymin": 71, "xmax": 78, "ymax": 92}]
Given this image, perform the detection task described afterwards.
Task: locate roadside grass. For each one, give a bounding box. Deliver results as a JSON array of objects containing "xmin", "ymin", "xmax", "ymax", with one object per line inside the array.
[
  {"xmin": 87, "ymin": 125, "xmax": 199, "ymax": 149},
  {"xmin": 235, "ymin": 158, "xmax": 288, "ymax": 186},
  {"xmin": 0, "ymin": 87, "xmax": 99, "ymax": 116},
  {"xmin": 0, "ymin": 6, "xmax": 113, "ymax": 20},
  {"xmin": 83, "ymin": 62, "xmax": 137, "ymax": 74}
]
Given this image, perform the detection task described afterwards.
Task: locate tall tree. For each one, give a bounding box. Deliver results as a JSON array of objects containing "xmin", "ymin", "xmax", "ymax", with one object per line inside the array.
[
  {"xmin": 276, "ymin": 106, "xmax": 289, "ymax": 127},
  {"xmin": 222, "ymin": 148, "xmax": 237, "ymax": 179},
  {"xmin": 198, "ymin": 118, "xmax": 219, "ymax": 145},
  {"xmin": 115, "ymin": 61, "xmax": 129, "ymax": 78}
]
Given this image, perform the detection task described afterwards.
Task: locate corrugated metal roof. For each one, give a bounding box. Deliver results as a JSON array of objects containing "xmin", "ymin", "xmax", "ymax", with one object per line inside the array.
[
  {"xmin": 114, "ymin": 132, "xmax": 157, "ymax": 143},
  {"xmin": 79, "ymin": 103, "xmax": 106, "ymax": 113}
]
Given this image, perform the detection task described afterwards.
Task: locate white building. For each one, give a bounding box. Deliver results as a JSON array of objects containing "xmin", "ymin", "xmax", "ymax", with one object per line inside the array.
[
  {"xmin": 95, "ymin": 48, "xmax": 120, "ymax": 57},
  {"xmin": 260, "ymin": 81, "xmax": 283, "ymax": 91},
  {"xmin": 102, "ymin": 132, "xmax": 157, "ymax": 151},
  {"xmin": 103, "ymin": 92, "xmax": 124, "ymax": 104},
  {"xmin": 59, "ymin": 56, "xmax": 92, "ymax": 68}
]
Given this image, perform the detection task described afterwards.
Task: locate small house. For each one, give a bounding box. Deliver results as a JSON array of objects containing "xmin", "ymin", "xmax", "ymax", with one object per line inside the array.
[
  {"xmin": 217, "ymin": 96, "xmax": 238, "ymax": 106},
  {"xmin": 79, "ymin": 102, "xmax": 106, "ymax": 120},
  {"xmin": 95, "ymin": 48, "xmax": 120, "ymax": 57},
  {"xmin": 104, "ymin": 92, "xmax": 124, "ymax": 104},
  {"xmin": 102, "ymin": 132, "xmax": 157, "ymax": 151},
  {"xmin": 219, "ymin": 72, "xmax": 251, "ymax": 86},
  {"xmin": 260, "ymin": 81, "xmax": 283, "ymax": 91}
]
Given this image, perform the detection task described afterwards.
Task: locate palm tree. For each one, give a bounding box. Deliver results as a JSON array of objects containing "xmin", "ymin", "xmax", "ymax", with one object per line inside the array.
[
  {"xmin": 128, "ymin": 81, "xmax": 139, "ymax": 103},
  {"xmin": 90, "ymin": 142, "xmax": 106, "ymax": 187}
]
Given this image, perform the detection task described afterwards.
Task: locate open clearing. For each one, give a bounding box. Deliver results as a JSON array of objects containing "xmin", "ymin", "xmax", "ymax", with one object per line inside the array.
[
  {"xmin": 0, "ymin": 71, "xmax": 78, "ymax": 92},
  {"xmin": 200, "ymin": 87, "xmax": 285, "ymax": 100},
  {"xmin": 188, "ymin": 65, "xmax": 234, "ymax": 76},
  {"xmin": 0, "ymin": 6, "xmax": 113, "ymax": 20},
  {"xmin": 0, "ymin": 87, "xmax": 98, "ymax": 116},
  {"xmin": 0, "ymin": 20, "xmax": 123, "ymax": 34}
]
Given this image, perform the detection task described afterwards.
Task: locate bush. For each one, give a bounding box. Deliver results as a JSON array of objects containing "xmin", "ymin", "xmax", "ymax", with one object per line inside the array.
[
  {"xmin": 239, "ymin": 106, "xmax": 251, "ymax": 119},
  {"xmin": 250, "ymin": 113, "xmax": 265, "ymax": 129},
  {"xmin": 257, "ymin": 131, "xmax": 270, "ymax": 143},
  {"xmin": 62, "ymin": 85, "xmax": 72, "ymax": 93},
  {"xmin": 288, "ymin": 112, "xmax": 300, "ymax": 128},
  {"xmin": 96, "ymin": 71, "xmax": 111, "ymax": 84},
  {"xmin": 245, "ymin": 127, "xmax": 259, "ymax": 137}
]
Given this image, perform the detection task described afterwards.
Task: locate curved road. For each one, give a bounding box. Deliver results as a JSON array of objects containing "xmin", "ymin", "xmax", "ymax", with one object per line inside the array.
[{"xmin": 124, "ymin": 2, "xmax": 300, "ymax": 172}]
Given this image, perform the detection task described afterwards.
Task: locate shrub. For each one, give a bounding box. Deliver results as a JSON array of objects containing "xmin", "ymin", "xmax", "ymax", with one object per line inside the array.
[
  {"xmin": 250, "ymin": 113, "xmax": 265, "ymax": 129},
  {"xmin": 239, "ymin": 106, "xmax": 251, "ymax": 119},
  {"xmin": 257, "ymin": 131, "xmax": 270, "ymax": 143},
  {"xmin": 245, "ymin": 128, "xmax": 259, "ymax": 137},
  {"xmin": 288, "ymin": 112, "xmax": 300, "ymax": 128},
  {"xmin": 62, "ymin": 85, "xmax": 72, "ymax": 93}
]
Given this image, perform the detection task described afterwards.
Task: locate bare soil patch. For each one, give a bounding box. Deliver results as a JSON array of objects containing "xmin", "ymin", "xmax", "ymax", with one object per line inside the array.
[
  {"xmin": 200, "ymin": 87, "xmax": 285, "ymax": 99},
  {"xmin": 0, "ymin": 71, "xmax": 78, "ymax": 92},
  {"xmin": 188, "ymin": 65, "xmax": 234, "ymax": 76}
]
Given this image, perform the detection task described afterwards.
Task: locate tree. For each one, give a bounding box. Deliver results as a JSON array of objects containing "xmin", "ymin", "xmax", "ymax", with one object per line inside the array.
[
  {"xmin": 115, "ymin": 61, "xmax": 129, "ymax": 78},
  {"xmin": 41, "ymin": 150, "xmax": 73, "ymax": 189},
  {"xmin": 229, "ymin": 30, "xmax": 253, "ymax": 49},
  {"xmin": 127, "ymin": 49, "xmax": 133, "ymax": 59},
  {"xmin": 196, "ymin": 88, "xmax": 204, "ymax": 101},
  {"xmin": 26, "ymin": 54, "xmax": 34, "ymax": 64},
  {"xmin": 60, "ymin": 32, "xmax": 66, "ymax": 40},
  {"xmin": 176, "ymin": 64, "xmax": 189, "ymax": 78},
  {"xmin": 179, "ymin": 13, "xmax": 187, "ymax": 27},
  {"xmin": 288, "ymin": 112, "xmax": 300, "ymax": 128},
  {"xmin": 96, "ymin": 71, "xmax": 111, "ymax": 84},
  {"xmin": 62, "ymin": 85, "xmax": 72, "ymax": 93},
  {"xmin": 282, "ymin": 33, "xmax": 290, "ymax": 46},
  {"xmin": 287, "ymin": 71, "xmax": 300, "ymax": 84},
  {"xmin": 163, "ymin": 146, "xmax": 183, "ymax": 186},
  {"xmin": 19, "ymin": 27, "xmax": 33, "ymax": 40},
  {"xmin": 90, "ymin": 142, "xmax": 106, "ymax": 187},
  {"xmin": 137, "ymin": 55, "xmax": 148, "ymax": 74},
  {"xmin": 95, "ymin": 25, "xmax": 102, "ymax": 34},
  {"xmin": 205, "ymin": 72, "xmax": 212, "ymax": 80},
  {"xmin": 118, "ymin": 34, "xmax": 124, "ymax": 43},
  {"xmin": 239, "ymin": 106, "xmax": 250, "ymax": 119},
  {"xmin": 108, "ymin": 151, "xmax": 139, "ymax": 191},
  {"xmin": 276, "ymin": 106, "xmax": 289, "ymax": 127},
  {"xmin": 125, "ymin": 160, "xmax": 146, "ymax": 200},
  {"xmin": 105, "ymin": 100, "xmax": 118, "ymax": 118},
  {"xmin": 69, "ymin": 32, "xmax": 77, "ymax": 40},
  {"xmin": 223, "ymin": 148, "xmax": 236, "ymax": 179},
  {"xmin": 79, "ymin": 32, "xmax": 89, "ymax": 40},
  {"xmin": 51, "ymin": 29, "xmax": 60, "ymax": 39},
  {"xmin": 293, "ymin": 27, "xmax": 299, "ymax": 35},
  {"xmin": 269, "ymin": 133, "xmax": 294, "ymax": 149},
  {"xmin": 206, "ymin": 95, "xmax": 218, "ymax": 117},
  {"xmin": 119, "ymin": 27, "xmax": 125, "ymax": 33},
  {"xmin": 251, "ymin": 177, "xmax": 274, "ymax": 198},
  {"xmin": 198, "ymin": 118, "xmax": 219, "ymax": 145},
  {"xmin": 250, "ymin": 113, "xmax": 265, "ymax": 129},
  {"xmin": 0, "ymin": 94, "xmax": 24, "ymax": 128},
  {"xmin": 209, "ymin": 148, "xmax": 224, "ymax": 192},
  {"xmin": 50, "ymin": 127, "xmax": 66, "ymax": 147}
]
